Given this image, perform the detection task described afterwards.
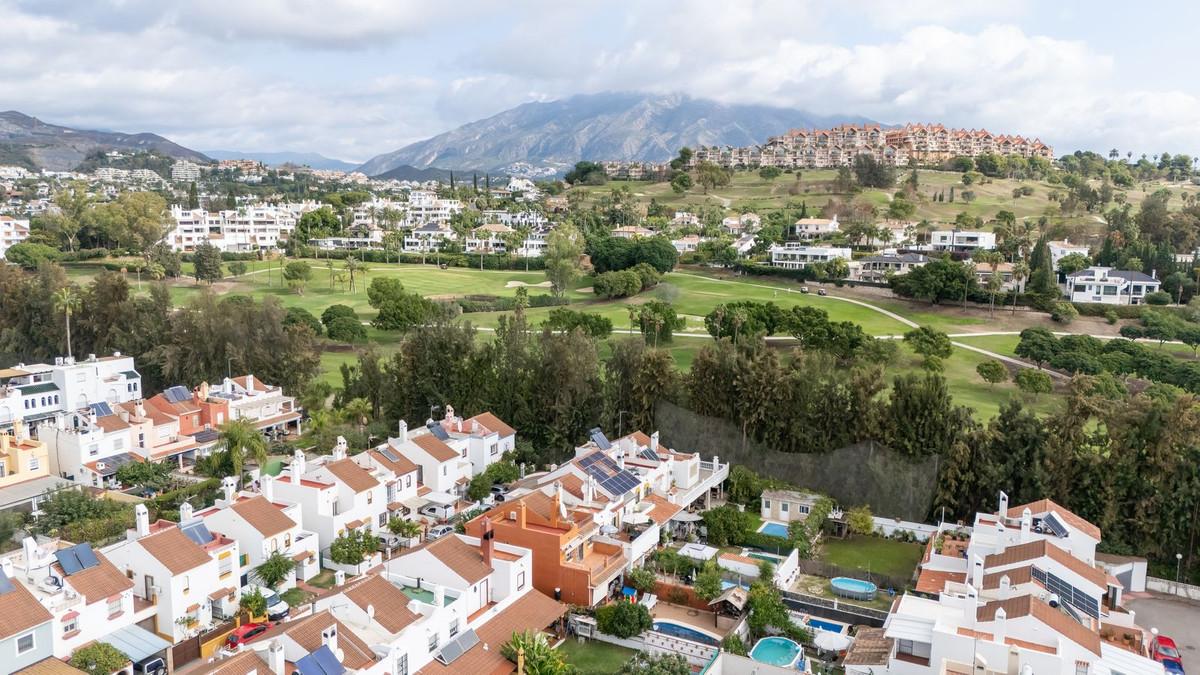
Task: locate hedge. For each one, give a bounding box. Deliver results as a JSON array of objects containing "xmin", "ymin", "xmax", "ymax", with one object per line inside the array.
[
  {"xmin": 453, "ymin": 294, "xmax": 568, "ymax": 313},
  {"xmin": 295, "ymin": 248, "xmax": 547, "ymax": 270},
  {"xmin": 1072, "ymin": 303, "xmax": 1191, "ymax": 320}
]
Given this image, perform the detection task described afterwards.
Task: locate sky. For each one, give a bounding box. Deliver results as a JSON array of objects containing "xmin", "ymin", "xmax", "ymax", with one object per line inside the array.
[{"xmin": 2, "ymin": 0, "xmax": 1198, "ymax": 164}]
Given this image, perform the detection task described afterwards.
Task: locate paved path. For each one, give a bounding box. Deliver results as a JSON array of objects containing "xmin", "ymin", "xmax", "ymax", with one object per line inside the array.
[{"xmin": 1128, "ymin": 593, "xmax": 1200, "ymax": 671}]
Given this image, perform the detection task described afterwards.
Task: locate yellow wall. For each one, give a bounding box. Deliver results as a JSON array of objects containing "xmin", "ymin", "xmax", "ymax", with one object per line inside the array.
[{"xmin": 0, "ymin": 434, "xmax": 49, "ymax": 488}]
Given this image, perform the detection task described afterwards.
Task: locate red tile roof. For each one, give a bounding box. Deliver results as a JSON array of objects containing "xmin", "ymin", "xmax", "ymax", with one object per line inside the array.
[
  {"xmin": 467, "ymin": 412, "xmax": 515, "ymax": 438},
  {"xmin": 417, "ymin": 590, "xmax": 566, "ymax": 675},
  {"xmin": 1008, "ymin": 499, "xmax": 1101, "ymax": 541}
]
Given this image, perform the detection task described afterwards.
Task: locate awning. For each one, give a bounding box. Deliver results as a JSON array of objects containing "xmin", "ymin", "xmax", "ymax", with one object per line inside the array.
[
  {"xmin": 104, "ymin": 623, "xmax": 171, "ymax": 663},
  {"xmin": 814, "ymin": 631, "xmax": 852, "ymax": 651},
  {"xmin": 671, "ymin": 512, "xmax": 704, "ymax": 523},
  {"xmin": 678, "ymin": 543, "xmax": 718, "ymax": 561},
  {"xmin": 425, "ymin": 491, "xmax": 457, "ymax": 506}
]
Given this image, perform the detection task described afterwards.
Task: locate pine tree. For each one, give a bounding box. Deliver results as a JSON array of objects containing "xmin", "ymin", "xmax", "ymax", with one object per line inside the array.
[
  {"xmin": 450, "ymin": 171, "xmax": 455, "ymax": 190},
  {"xmin": 187, "ymin": 182, "xmax": 199, "ymax": 209},
  {"xmin": 949, "ymin": 187, "xmax": 955, "ymax": 202},
  {"xmin": 225, "ymin": 189, "xmax": 236, "ymax": 209}
]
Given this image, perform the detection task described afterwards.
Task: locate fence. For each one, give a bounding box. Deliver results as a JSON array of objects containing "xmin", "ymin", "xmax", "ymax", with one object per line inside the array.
[
  {"xmin": 781, "ymin": 589, "xmax": 889, "ymax": 627},
  {"xmin": 569, "ymin": 614, "xmax": 719, "ymax": 668},
  {"xmin": 795, "ymin": 559, "xmax": 911, "ymax": 594},
  {"xmin": 1146, "ymin": 576, "xmax": 1200, "ymax": 600},
  {"xmin": 170, "ymin": 618, "xmax": 237, "ymax": 667}
]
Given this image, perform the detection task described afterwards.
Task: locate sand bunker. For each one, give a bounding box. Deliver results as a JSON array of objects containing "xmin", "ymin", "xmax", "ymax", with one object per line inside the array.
[{"xmin": 505, "ymin": 280, "xmax": 553, "ymax": 288}]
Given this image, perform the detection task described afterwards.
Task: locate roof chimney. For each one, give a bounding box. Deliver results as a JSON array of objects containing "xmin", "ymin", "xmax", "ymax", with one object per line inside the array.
[
  {"xmin": 650, "ymin": 431, "xmax": 659, "ymax": 452},
  {"xmin": 998, "ymin": 574, "xmax": 1011, "ymax": 599},
  {"xmin": 480, "ymin": 516, "xmax": 494, "ymax": 569},
  {"xmin": 333, "ymin": 436, "xmax": 348, "ymax": 460},
  {"xmin": 221, "ymin": 475, "xmax": 237, "ymax": 504},
  {"xmin": 434, "ymin": 584, "xmax": 445, "ymax": 607},
  {"xmin": 268, "ymin": 639, "xmax": 285, "ymax": 675},
  {"xmin": 998, "ymin": 491, "xmax": 1008, "ymax": 519},
  {"xmin": 320, "ymin": 624, "xmax": 342, "ymax": 663},
  {"xmin": 398, "ymin": 420, "xmax": 408, "ymax": 444},
  {"xmin": 291, "ymin": 449, "xmax": 306, "ymax": 483},
  {"xmin": 245, "ymin": 374, "xmax": 256, "ymax": 392},
  {"xmin": 971, "ymin": 554, "xmax": 984, "ymax": 590},
  {"xmin": 1020, "ymin": 508, "xmax": 1032, "ymax": 542},
  {"xmin": 261, "ymin": 474, "xmax": 274, "ymax": 503},
  {"xmin": 134, "ymin": 503, "xmax": 150, "ymax": 538},
  {"xmin": 179, "ymin": 502, "xmax": 194, "ymax": 522},
  {"xmin": 135, "ymin": 400, "xmax": 146, "ymax": 419},
  {"xmin": 993, "ymin": 607, "xmax": 1007, "ymax": 644}
]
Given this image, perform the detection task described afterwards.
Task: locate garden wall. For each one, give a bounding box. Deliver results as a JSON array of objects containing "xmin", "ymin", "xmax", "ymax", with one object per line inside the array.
[{"xmin": 655, "ymin": 401, "xmax": 939, "ymax": 521}]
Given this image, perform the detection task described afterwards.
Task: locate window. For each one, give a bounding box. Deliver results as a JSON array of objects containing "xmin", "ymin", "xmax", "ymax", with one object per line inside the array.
[
  {"xmin": 896, "ymin": 640, "xmax": 931, "ymax": 661},
  {"xmin": 182, "ymin": 575, "xmax": 190, "ymax": 593},
  {"xmin": 285, "ymin": 533, "xmax": 292, "ymax": 548},
  {"xmin": 107, "ymin": 596, "xmax": 122, "ymax": 617},
  {"xmin": 780, "ymin": 502, "xmax": 789, "ymax": 514},
  {"xmin": 449, "ymin": 619, "xmax": 459, "ymax": 638},
  {"xmin": 367, "ymin": 491, "xmax": 373, "ymax": 504},
  {"xmin": 113, "ymin": 438, "xmax": 124, "ymax": 451},
  {"xmin": 490, "ymin": 444, "xmax": 498, "ymax": 456},
  {"xmin": 517, "ymin": 571, "xmax": 526, "ymax": 591},
  {"xmin": 63, "ymin": 615, "xmax": 78, "ymax": 635},
  {"xmin": 406, "ymin": 475, "xmax": 412, "ymax": 488},
  {"xmin": 428, "ymin": 632, "xmax": 439, "ymax": 652},
  {"xmin": 395, "ymin": 654, "xmax": 408, "ymax": 675},
  {"xmin": 1076, "ymin": 662, "xmax": 1090, "ymax": 675},
  {"xmin": 28, "ymin": 456, "xmax": 39, "ymax": 471},
  {"xmin": 442, "ymin": 466, "xmax": 447, "ymax": 476},
  {"xmin": 763, "ymin": 499, "xmax": 771, "ymax": 510},
  {"xmin": 378, "ymin": 512, "xmax": 387, "ymax": 527},
  {"xmin": 16, "ymin": 632, "xmax": 35, "ymax": 654},
  {"xmin": 88, "ymin": 443, "xmax": 99, "ymax": 457},
  {"xmin": 219, "ymin": 554, "xmax": 233, "ymax": 576},
  {"xmin": 797, "ymin": 504, "xmax": 810, "ymax": 515}
]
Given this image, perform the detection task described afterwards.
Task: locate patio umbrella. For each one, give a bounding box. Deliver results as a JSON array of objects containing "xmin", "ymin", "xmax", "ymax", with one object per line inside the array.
[
  {"xmin": 813, "ymin": 631, "xmax": 852, "ymax": 652},
  {"xmin": 626, "ymin": 512, "xmax": 651, "ymax": 525}
]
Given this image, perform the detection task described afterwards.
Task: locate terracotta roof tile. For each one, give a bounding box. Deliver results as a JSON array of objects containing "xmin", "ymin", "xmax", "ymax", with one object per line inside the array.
[
  {"xmin": 984, "ymin": 540, "xmax": 1106, "ymax": 589},
  {"xmin": 643, "ymin": 494, "xmax": 682, "ymax": 525},
  {"xmin": 915, "ymin": 568, "xmax": 966, "ymax": 594},
  {"xmin": 411, "ymin": 434, "xmax": 459, "ymax": 462},
  {"xmin": 231, "ymin": 495, "xmax": 296, "ymax": 538},
  {"xmin": 417, "ymin": 590, "xmax": 566, "ymax": 675},
  {"xmin": 139, "ymin": 525, "xmax": 212, "ymax": 574},
  {"xmin": 982, "ymin": 565, "xmax": 1035, "ymax": 589},
  {"xmin": 1008, "ymin": 499, "xmax": 1101, "ymax": 541},
  {"xmin": 414, "ymin": 535, "xmax": 492, "ymax": 585},
  {"xmin": 0, "ymin": 578, "xmax": 53, "ymax": 640},
  {"xmin": 14, "ymin": 659, "xmax": 89, "ymax": 675},
  {"xmin": 342, "ymin": 574, "xmax": 421, "ymax": 634},
  {"xmin": 57, "ymin": 551, "xmax": 134, "ymax": 604},
  {"xmin": 324, "ymin": 458, "xmax": 379, "ymax": 493},
  {"xmin": 193, "ymin": 650, "xmax": 264, "ymax": 675},
  {"xmin": 369, "ymin": 448, "xmax": 418, "ymax": 476},
  {"xmin": 256, "ymin": 611, "xmax": 378, "ymax": 670},
  {"xmin": 977, "ymin": 595, "xmax": 1100, "ymax": 655},
  {"xmin": 467, "ymin": 412, "xmax": 515, "ymax": 438}
]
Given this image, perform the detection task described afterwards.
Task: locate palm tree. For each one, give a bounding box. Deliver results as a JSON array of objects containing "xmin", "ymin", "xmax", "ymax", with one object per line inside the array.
[
  {"xmin": 976, "ymin": 252, "xmax": 1004, "ymax": 317},
  {"xmin": 52, "ymin": 287, "xmax": 80, "ymax": 360},
  {"xmin": 219, "ymin": 418, "xmax": 268, "ymax": 479},
  {"xmin": 342, "ymin": 397, "xmax": 372, "ymax": 435},
  {"xmin": 344, "ymin": 258, "xmax": 361, "ymax": 293},
  {"xmin": 1010, "ymin": 262, "xmax": 1030, "ymax": 316}
]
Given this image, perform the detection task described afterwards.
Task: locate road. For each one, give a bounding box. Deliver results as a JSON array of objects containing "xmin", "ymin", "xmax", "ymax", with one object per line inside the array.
[{"xmin": 1127, "ymin": 594, "xmax": 1200, "ymax": 671}]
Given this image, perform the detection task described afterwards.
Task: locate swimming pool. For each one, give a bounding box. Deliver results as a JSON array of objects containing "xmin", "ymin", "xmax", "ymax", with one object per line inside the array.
[
  {"xmin": 748, "ymin": 551, "xmax": 782, "ymax": 563},
  {"xmin": 721, "ymin": 580, "xmax": 750, "ymax": 591},
  {"xmin": 759, "ymin": 522, "xmax": 790, "ymax": 538},
  {"xmin": 751, "ymin": 636, "xmax": 803, "ymax": 668},
  {"xmin": 652, "ymin": 621, "xmax": 719, "ymax": 646},
  {"xmin": 807, "ymin": 617, "xmax": 845, "ymax": 633},
  {"xmin": 831, "ymin": 576, "xmax": 877, "ymax": 601}
]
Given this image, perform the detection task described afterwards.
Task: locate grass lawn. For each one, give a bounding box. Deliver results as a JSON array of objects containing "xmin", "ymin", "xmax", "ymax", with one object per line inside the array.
[
  {"xmin": 790, "ymin": 572, "xmax": 897, "ymax": 611},
  {"xmin": 817, "ymin": 534, "xmax": 923, "ymax": 580},
  {"xmin": 281, "ymin": 587, "xmax": 314, "ymax": 607},
  {"xmin": 307, "ymin": 570, "xmax": 340, "ymax": 589},
  {"xmin": 556, "ymin": 639, "xmax": 636, "ymax": 675}
]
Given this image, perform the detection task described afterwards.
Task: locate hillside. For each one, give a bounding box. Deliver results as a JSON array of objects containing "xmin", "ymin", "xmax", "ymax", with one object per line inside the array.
[
  {"xmin": 202, "ymin": 150, "xmax": 359, "ymax": 172},
  {"xmin": 357, "ymin": 91, "xmax": 875, "ymax": 176},
  {"xmin": 0, "ymin": 111, "xmax": 208, "ymax": 171},
  {"xmin": 370, "ymin": 164, "xmax": 456, "ymax": 182}
]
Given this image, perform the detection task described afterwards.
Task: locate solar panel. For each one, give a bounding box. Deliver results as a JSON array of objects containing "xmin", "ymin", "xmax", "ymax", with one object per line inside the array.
[
  {"xmin": 426, "ymin": 422, "xmax": 450, "ymax": 441},
  {"xmin": 75, "ymin": 542, "xmax": 99, "ymax": 571},
  {"xmin": 56, "ymin": 547, "xmax": 83, "ymax": 575},
  {"xmin": 589, "ymin": 428, "xmax": 611, "ymax": 450},
  {"xmin": 600, "ymin": 469, "xmax": 640, "ymax": 497},
  {"xmin": 437, "ymin": 629, "xmax": 479, "ymax": 665},
  {"xmin": 1043, "ymin": 513, "xmax": 1069, "ymax": 538},
  {"xmin": 380, "ymin": 448, "xmax": 400, "ymax": 463},
  {"xmin": 1032, "ymin": 566, "xmax": 1099, "ymax": 619},
  {"xmin": 179, "ymin": 519, "xmax": 213, "ymax": 546},
  {"xmin": 639, "ymin": 448, "xmax": 659, "ymax": 461},
  {"xmin": 89, "ymin": 402, "xmax": 114, "ymax": 417},
  {"xmin": 295, "ymin": 646, "xmax": 345, "ymax": 675},
  {"xmin": 0, "ymin": 568, "xmax": 13, "ymax": 595},
  {"xmin": 163, "ymin": 386, "xmax": 191, "ymax": 403}
]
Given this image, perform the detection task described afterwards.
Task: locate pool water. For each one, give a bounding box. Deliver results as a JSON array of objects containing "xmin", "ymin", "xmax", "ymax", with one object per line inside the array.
[
  {"xmin": 807, "ymin": 617, "xmax": 845, "ymax": 633},
  {"xmin": 652, "ymin": 621, "xmax": 719, "ymax": 646},
  {"xmin": 748, "ymin": 552, "xmax": 782, "ymax": 563},
  {"xmin": 830, "ymin": 576, "xmax": 877, "ymax": 600},
  {"xmin": 751, "ymin": 636, "xmax": 802, "ymax": 667},
  {"xmin": 759, "ymin": 522, "xmax": 790, "ymax": 538},
  {"xmin": 721, "ymin": 580, "xmax": 750, "ymax": 591}
]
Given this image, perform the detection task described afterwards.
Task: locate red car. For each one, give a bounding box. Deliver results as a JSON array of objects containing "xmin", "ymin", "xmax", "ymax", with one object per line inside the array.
[
  {"xmin": 226, "ymin": 622, "xmax": 271, "ymax": 649},
  {"xmin": 1151, "ymin": 635, "xmax": 1185, "ymax": 674}
]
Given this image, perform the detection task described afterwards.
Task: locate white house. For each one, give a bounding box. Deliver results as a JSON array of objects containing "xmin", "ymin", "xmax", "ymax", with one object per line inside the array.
[
  {"xmin": 847, "ymin": 494, "xmax": 1163, "ymax": 675},
  {"xmin": 388, "ymin": 416, "xmax": 473, "ymax": 495},
  {"xmin": 0, "ymin": 351, "xmax": 142, "ymax": 433},
  {"xmin": 790, "ymin": 215, "xmax": 839, "ymax": 239},
  {"xmin": 671, "ymin": 234, "xmax": 703, "ymax": 254},
  {"xmin": 770, "ymin": 243, "xmax": 852, "ymax": 269},
  {"xmin": 104, "ymin": 504, "xmax": 243, "ymax": 642},
  {"xmin": 403, "ymin": 222, "xmax": 455, "ymax": 252},
  {"xmin": 929, "ymin": 229, "xmax": 997, "ymax": 252},
  {"xmin": 1066, "ymin": 267, "xmax": 1161, "ymax": 305},
  {"xmin": 1048, "ymin": 239, "xmax": 1090, "ymax": 270},
  {"xmin": 853, "ymin": 252, "xmax": 928, "ymax": 282},
  {"xmin": 354, "ymin": 445, "xmax": 421, "ymax": 523},
  {"xmin": 274, "ymin": 440, "xmax": 389, "ymax": 552},
  {"xmin": 197, "ymin": 476, "xmax": 321, "ymax": 588},
  {"xmin": 0, "ymin": 215, "xmax": 29, "ymax": 259},
  {"xmin": 206, "ymin": 375, "xmax": 303, "ymax": 437},
  {"xmin": 404, "ymin": 191, "xmax": 462, "ymax": 227},
  {"xmin": 464, "ymin": 223, "xmax": 515, "ymax": 254},
  {"xmin": 760, "ymin": 489, "xmax": 821, "ymax": 524}
]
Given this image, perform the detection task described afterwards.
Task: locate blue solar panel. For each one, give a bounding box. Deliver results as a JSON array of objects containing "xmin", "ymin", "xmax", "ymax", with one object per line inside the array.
[
  {"xmin": 296, "ymin": 646, "xmax": 345, "ymax": 675},
  {"xmin": 179, "ymin": 519, "xmax": 212, "ymax": 546},
  {"xmin": 56, "ymin": 547, "xmax": 83, "ymax": 575},
  {"xmin": 639, "ymin": 448, "xmax": 659, "ymax": 461},
  {"xmin": 589, "ymin": 428, "xmax": 611, "ymax": 450},
  {"xmin": 74, "ymin": 542, "xmax": 99, "ymax": 571},
  {"xmin": 163, "ymin": 386, "xmax": 191, "ymax": 403},
  {"xmin": 426, "ymin": 422, "xmax": 450, "ymax": 441},
  {"xmin": 1043, "ymin": 513, "xmax": 1069, "ymax": 538},
  {"xmin": 0, "ymin": 568, "xmax": 14, "ymax": 595},
  {"xmin": 90, "ymin": 402, "xmax": 114, "ymax": 417},
  {"xmin": 600, "ymin": 469, "xmax": 640, "ymax": 497}
]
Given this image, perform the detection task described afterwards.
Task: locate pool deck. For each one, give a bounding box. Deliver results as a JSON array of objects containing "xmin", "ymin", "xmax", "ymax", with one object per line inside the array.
[{"xmin": 650, "ymin": 602, "xmax": 735, "ymax": 640}]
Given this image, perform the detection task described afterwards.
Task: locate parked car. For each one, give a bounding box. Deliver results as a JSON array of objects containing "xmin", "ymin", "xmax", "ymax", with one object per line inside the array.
[
  {"xmin": 226, "ymin": 622, "xmax": 272, "ymax": 649},
  {"xmin": 1152, "ymin": 635, "xmax": 1185, "ymax": 671},
  {"xmin": 491, "ymin": 485, "xmax": 508, "ymax": 502},
  {"xmin": 419, "ymin": 503, "xmax": 455, "ymax": 519},
  {"xmin": 800, "ymin": 287, "xmax": 810, "ymax": 294},
  {"xmin": 378, "ymin": 531, "xmax": 419, "ymax": 551},
  {"xmin": 817, "ymin": 288, "xmax": 828, "ymax": 296},
  {"xmin": 428, "ymin": 524, "xmax": 455, "ymax": 540},
  {"xmin": 241, "ymin": 584, "xmax": 290, "ymax": 621},
  {"xmin": 132, "ymin": 656, "xmax": 166, "ymax": 675},
  {"xmin": 1164, "ymin": 660, "xmax": 1186, "ymax": 675}
]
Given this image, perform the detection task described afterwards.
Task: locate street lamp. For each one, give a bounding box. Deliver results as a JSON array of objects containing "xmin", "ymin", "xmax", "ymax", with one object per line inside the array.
[{"xmin": 1176, "ymin": 552, "xmax": 1184, "ymax": 583}]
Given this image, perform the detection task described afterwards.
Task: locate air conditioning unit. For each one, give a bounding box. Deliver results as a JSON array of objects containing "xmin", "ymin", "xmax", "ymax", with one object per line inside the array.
[{"xmin": 507, "ymin": 511, "xmax": 517, "ymax": 521}]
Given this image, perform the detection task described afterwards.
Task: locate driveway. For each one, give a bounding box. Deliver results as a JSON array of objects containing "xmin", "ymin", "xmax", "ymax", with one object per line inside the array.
[{"xmin": 1127, "ymin": 593, "xmax": 1200, "ymax": 671}]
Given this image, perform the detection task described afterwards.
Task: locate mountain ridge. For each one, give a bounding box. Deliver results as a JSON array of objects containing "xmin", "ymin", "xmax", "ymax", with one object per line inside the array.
[
  {"xmin": 357, "ymin": 91, "xmax": 878, "ymax": 176},
  {"xmin": 0, "ymin": 111, "xmax": 208, "ymax": 171}
]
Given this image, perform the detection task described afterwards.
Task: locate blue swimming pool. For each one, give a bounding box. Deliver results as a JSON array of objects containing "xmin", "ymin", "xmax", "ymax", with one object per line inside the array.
[
  {"xmin": 721, "ymin": 580, "xmax": 750, "ymax": 591},
  {"xmin": 748, "ymin": 551, "xmax": 782, "ymax": 563},
  {"xmin": 759, "ymin": 522, "xmax": 790, "ymax": 538},
  {"xmin": 653, "ymin": 621, "xmax": 719, "ymax": 646},
  {"xmin": 751, "ymin": 636, "xmax": 803, "ymax": 667},
  {"xmin": 831, "ymin": 576, "xmax": 877, "ymax": 601},
  {"xmin": 807, "ymin": 617, "xmax": 845, "ymax": 633}
]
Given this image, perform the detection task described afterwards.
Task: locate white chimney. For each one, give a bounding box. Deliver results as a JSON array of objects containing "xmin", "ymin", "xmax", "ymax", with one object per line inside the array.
[
  {"xmin": 134, "ymin": 503, "xmax": 150, "ymax": 538},
  {"xmin": 366, "ymin": 604, "xmax": 375, "ymax": 624},
  {"xmin": 585, "ymin": 475, "xmax": 596, "ymax": 503},
  {"xmin": 245, "ymin": 374, "xmax": 256, "ymax": 392},
  {"xmin": 650, "ymin": 431, "xmax": 659, "ymax": 451},
  {"xmin": 179, "ymin": 502, "xmax": 194, "ymax": 522},
  {"xmin": 998, "ymin": 491, "xmax": 1009, "ymax": 518},
  {"xmin": 998, "ymin": 574, "xmax": 1011, "ymax": 599},
  {"xmin": 268, "ymin": 639, "xmax": 285, "ymax": 675},
  {"xmin": 221, "ymin": 475, "xmax": 237, "ymax": 503},
  {"xmin": 333, "ymin": 436, "xmax": 348, "ymax": 460},
  {"xmin": 993, "ymin": 607, "xmax": 1007, "ymax": 644},
  {"xmin": 434, "ymin": 584, "xmax": 445, "ymax": 607},
  {"xmin": 965, "ymin": 584, "xmax": 979, "ymax": 625},
  {"xmin": 1020, "ymin": 508, "xmax": 1032, "ymax": 542},
  {"xmin": 261, "ymin": 474, "xmax": 274, "ymax": 503},
  {"xmin": 135, "ymin": 400, "xmax": 146, "ymax": 419},
  {"xmin": 321, "ymin": 624, "xmax": 342, "ymax": 663},
  {"xmin": 398, "ymin": 420, "xmax": 408, "ymax": 443},
  {"xmin": 291, "ymin": 450, "xmax": 306, "ymax": 483},
  {"xmin": 0, "ymin": 558, "xmax": 13, "ymax": 580},
  {"xmin": 21, "ymin": 537, "xmax": 38, "ymax": 581},
  {"xmin": 971, "ymin": 554, "xmax": 984, "ymax": 590},
  {"xmin": 444, "ymin": 404, "xmax": 455, "ymax": 421}
]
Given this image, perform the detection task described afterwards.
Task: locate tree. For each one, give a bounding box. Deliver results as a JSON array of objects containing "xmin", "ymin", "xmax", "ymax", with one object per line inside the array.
[
  {"xmin": 564, "ymin": 161, "xmax": 607, "ymax": 185},
  {"xmin": 852, "ymin": 154, "xmax": 896, "ymax": 188},
  {"xmin": 695, "ymin": 161, "xmax": 732, "ymax": 193},
  {"xmin": 187, "ymin": 181, "xmax": 199, "ymax": 209},
  {"xmin": 374, "ymin": 292, "xmax": 436, "ymax": 331},
  {"xmin": 229, "ymin": 261, "xmax": 248, "ymax": 277},
  {"xmin": 388, "ymin": 517, "xmax": 422, "ymax": 538},
  {"xmin": 329, "ymin": 528, "xmax": 379, "ymax": 565},
  {"xmin": 95, "ymin": 191, "xmax": 170, "ymax": 258},
  {"xmin": 284, "ymin": 306, "xmax": 323, "ymax": 336},
  {"xmin": 595, "ymin": 601, "xmax": 652, "ymax": 638},
  {"xmin": 322, "ymin": 304, "xmax": 358, "ymax": 330},
  {"xmin": 255, "ymin": 550, "xmax": 297, "ymax": 589},
  {"xmin": 627, "ymin": 566, "xmax": 657, "ymax": 593},
  {"xmin": 702, "ymin": 505, "xmax": 753, "ymax": 546},
  {"xmin": 1057, "ymin": 252, "xmax": 1091, "ymax": 276},
  {"xmin": 295, "ymin": 206, "xmax": 341, "ymax": 242},
  {"xmin": 747, "ymin": 581, "xmax": 803, "ymax": 641},
  {"xmin": 69, "ymin": 642, "xmax": 129, "ymax": 675},
  {"xmin": 501, "ymin": 630, "xmax": 572, "ymax": 675},
  {"xmin": 638, "ymin": 301, "xmax": 685, "ymax": 346},
  {"xmin": 543, "ymin": 308, "xmax": 613, "ymax": 339},
  {"xmin": 758, "ymin": 166, "xmax": 782, "ymax": 181},
  {"xmin": 543, "ymin": 224, "xmax": 583, "ymax": 296},
  {"xmin": 219, "ymin": 417, "xmax": 268, "ymax": 477},
  {"xmin": 1015, "ymin": 369, "xmax": 1053, "ymax": 399},
  {"xmin": 327, "ymin": 316, "xmax": 367, "ymax": 343},
  {"xmin": 3, "ymin": 242, "xmax": 62, "ymax": 268},
  {"xmin": 976, "ymin": 360, "xmax": 1009, "ymax": 386},
  {"xmin": 904, "ymin": 326, "xmax": 952, "ymax": 364},
  {"xmin": 192, "ymin": 241, "xmax": 224, "ymax": 283},
  {"xmin": 240, "ymin": 587, "xmax": 267, "ymax": 618},
  {"xmin": 670, "ymin": 172, "xmax": 692, "ymax": 194},
  {"xmin": 694, "ymin": 560, "xmax": 723, "ymax": 601},
  {"xmin": 1015, "ymin": 327, "xmax": 1059, "ymax": 368},
  {"xmin": 618, "ymin": 653, "xmax": 691, "ymax": 675},
  {"xmin": 283, "ymin": 261, "xmax": 312, "ymax": 294},
  {"xmin": 53, "ymin": 286, "xmax": 81, "ymax": 360}
]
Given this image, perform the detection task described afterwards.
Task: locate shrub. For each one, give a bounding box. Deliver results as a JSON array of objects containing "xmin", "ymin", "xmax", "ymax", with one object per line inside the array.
[
  {"xmin": 1146, "ymin": 291, "xmax": 1172, "ymax": 306},
  {"xmin": 544, "ymin": 308, "xmax": 613, "ymax": 338},
  {"xmin": 596, "ymin": 601, "xmax": 652, "ymax": 638},
  {"xmin": 4, "ymin": 242, "xmax": 62, "ymax": 268},
  {"xmin": 326, "ymin": 316, "xmax": 367, "ymax": 343},
  {"xmin": 321, "ymin": 304, "xmax": 358, "ymax": 329},
  {"xmin": 329, "ymin": 528, "xmax": 378, "ymax": 565},
  {"xmin": 69, "ymin": 643, "xmax": 129, "ymax": 675},
  {"xmin": 1015, "ymin": 369, "xmax": 1053, "ymax": 398},
  {"xmin": 976, "ymin": 360, "xmax": 1008, "ymax": 386},
  {"xmin": 846, "ymin": 505, "xmax": 874, "ymax": 535},
  {"xmin": 1050, "ymin": 301, "xmax": 1078, "ymax": 324},
  {"xmin": 284, "ymin": 307, "xmax": 323, "ymax": 336},
  {"xmin": 594, "ymin": 270, "xmax": 643, "ymax": 299},
  {"xmin": 1105, "ymin": 310, "xmax": 1119, "ymax": 325}
]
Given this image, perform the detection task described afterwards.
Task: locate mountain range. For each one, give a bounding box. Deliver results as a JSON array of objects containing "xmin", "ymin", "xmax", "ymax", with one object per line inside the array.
[
  {"xmin": 202, "ymin": 150, "xmax": 359, "ymax": 172},
  {"xmin": 0, "ymin": 111, "xmax": 209, "ymax": 171},
  {"xmin": 356, "ymin": 92, "xmax": 877, "ymax": 176}
]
